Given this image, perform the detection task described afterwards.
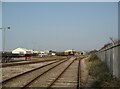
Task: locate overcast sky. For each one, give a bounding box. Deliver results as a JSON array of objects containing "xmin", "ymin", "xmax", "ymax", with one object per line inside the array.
[{"xmin": 1, "ymin": 2, "xmax": 118, "ymax": 51}]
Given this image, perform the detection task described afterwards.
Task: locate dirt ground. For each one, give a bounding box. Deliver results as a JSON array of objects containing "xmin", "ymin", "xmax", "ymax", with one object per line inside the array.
[{"xmin": 80, "ymin": 56, "xmax": 95, "ymax": 87}]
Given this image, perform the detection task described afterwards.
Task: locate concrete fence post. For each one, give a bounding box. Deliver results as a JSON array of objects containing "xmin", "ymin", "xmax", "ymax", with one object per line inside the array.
[
  {"xmin": 113, "ymin": 46, "xmax": 119, "ymax": 78},
  {"xmin": 118, "ymin": 45, "xmax": 120, "ymax": 79},
  {"xmin": 110, "ymin": 48, "xmax": 113, "ymax": 74},
  {"xmin": 97, "ymin": 43, "xmax": 120, "ymax": 79},
  {"xmin": 106, "ymin": 49, "xmax": 110, "ymax": 71}
]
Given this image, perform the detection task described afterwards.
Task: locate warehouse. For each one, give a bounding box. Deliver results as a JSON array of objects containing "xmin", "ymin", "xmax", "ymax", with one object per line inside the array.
[{"xmin": 12, "ymin": 48, "xmax": 33, "ymax": 55}]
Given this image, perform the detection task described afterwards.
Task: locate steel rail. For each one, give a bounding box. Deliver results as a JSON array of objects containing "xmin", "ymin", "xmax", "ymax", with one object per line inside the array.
[
  {"xmin": 2, "ymin": 59, "xmax": 64, "ymax": 84},
  {"xmin": 21, "ymin": 59, "xmax": 69, "ymax": 89},
  {"xmin": 47, "ymin": 57, "xmax": 76, "ymax": 89},
  {"xmin": 77, "ymin": 59, "xmax": 81, "ymax": 89},
  {"xmin": 2, "ymin": 58, "xmax": 65, "ymax": 67}
]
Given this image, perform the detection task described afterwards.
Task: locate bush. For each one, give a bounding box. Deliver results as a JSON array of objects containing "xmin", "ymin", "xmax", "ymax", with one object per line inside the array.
[
  {"xmin": 87, "ymin": 54, "xmax": 120, "ymax": 88},
  {"xmin": 88, "ymin": 54, "xmax": 98, "ymax": 62}
]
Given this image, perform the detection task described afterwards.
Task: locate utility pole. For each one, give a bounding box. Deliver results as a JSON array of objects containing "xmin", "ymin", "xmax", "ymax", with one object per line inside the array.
[{"xmin": 0, "ymin": 26, "xmax": 10, "ymax": 53}]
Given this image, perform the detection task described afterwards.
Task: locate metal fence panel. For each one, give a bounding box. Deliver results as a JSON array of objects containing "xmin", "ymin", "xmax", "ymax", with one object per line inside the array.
[{"xmin": 97, "ymin": 44, "xmax": 120, "ymax": 79}]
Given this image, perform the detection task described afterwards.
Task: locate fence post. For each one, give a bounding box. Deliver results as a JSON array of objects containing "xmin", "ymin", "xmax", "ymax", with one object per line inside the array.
[
  {"xmin": 110, "ymin": 48, "xmax": 113, "ymax": 74},
  {"xmin": 106, "ymin": 49, "xmax": 110, "ymax": 71},
  {"xmin": 97, "ymin": 43, "xmax": 120, "ymax": 80},
  {"xmin": 113, "ymin": 46, "xmax": 119, "ymax": 78},
  {"xmin": 118, "ymin": 45, "xmax": 120, "ymax": 79}
]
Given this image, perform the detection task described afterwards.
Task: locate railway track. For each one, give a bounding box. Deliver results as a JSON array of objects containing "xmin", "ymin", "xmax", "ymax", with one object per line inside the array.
[
  {"xmin": 47, "ymin": 58, "xmax": 76, "ymax": 88},
  {"xmin": 2, "ymin": 57, "xmax": 84, "ymax": 88},
  {"xmin": 2, "ymin": 58, "xmax": 68, "ymax": 87},
  {"xmin": 1, "ymin": 58, "xmax": 65, "ymax": 67},
  {"xmin": 46, "ymin": 58, "xmax": 81, "ymax": 89}
]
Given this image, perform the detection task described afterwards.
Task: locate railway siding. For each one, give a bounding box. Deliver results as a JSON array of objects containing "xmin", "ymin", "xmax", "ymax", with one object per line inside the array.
[
  {"xmin": 51, "ymin": 59, "xmax": 79, "ymax": 87},
  {"xmin": 2, "ymin": 58, "xmax": 65, "ymax": 67},
  {"xmin": 2, "ymin": 59, "xmax": 66, "ymax": 87},
  {"xmin": 26, "ymin": 58, "xmax": 74, "ymax": 87},
  {"xmin": 2, "ymin": 61, "xmax": 56, "ymax": 81},
  {"xmin": 2, "ymin": 56, "xmax": 84, "ymax": 88}
]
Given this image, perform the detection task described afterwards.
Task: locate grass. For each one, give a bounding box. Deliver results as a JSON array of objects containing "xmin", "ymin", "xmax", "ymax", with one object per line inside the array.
[{"xmin": 86, "ymin": 54, "xmax": 120, "ymax": 88}]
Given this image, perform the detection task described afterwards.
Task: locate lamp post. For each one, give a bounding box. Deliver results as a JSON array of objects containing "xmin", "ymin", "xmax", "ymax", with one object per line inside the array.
[{"xmin": 0, "ymin": 26, "xmax": 10, "ymax": 53}]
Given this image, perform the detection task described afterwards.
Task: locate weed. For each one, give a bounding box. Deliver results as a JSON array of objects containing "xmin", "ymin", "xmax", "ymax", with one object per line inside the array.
[
  {"xmin": 86, "ymin": 54, "xmax": 120, "ymax": 88},
  {"xmin": 88, "ymin": 54, "xmax": 98, "ymax": 62}
]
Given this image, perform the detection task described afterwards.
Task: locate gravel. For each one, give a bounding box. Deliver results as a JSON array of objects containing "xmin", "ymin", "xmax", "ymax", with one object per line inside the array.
[
  {"xmin": 28, "ymin": 57, "xmax": 77, "ymax": 87},
  {"xmin": 52, "ymin": 60, "xmax": 78, "ymax": 87},
  {"xmin": 2, "ymin": 57, "xmax": 79, "ymax": 88},
  {"xmin": 2, "ymin": 60, "xmax": 64, "ymax": 87},
  {"xmin": 2, "ymin": 61, "xmax": 54, "ymax": 81}
]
